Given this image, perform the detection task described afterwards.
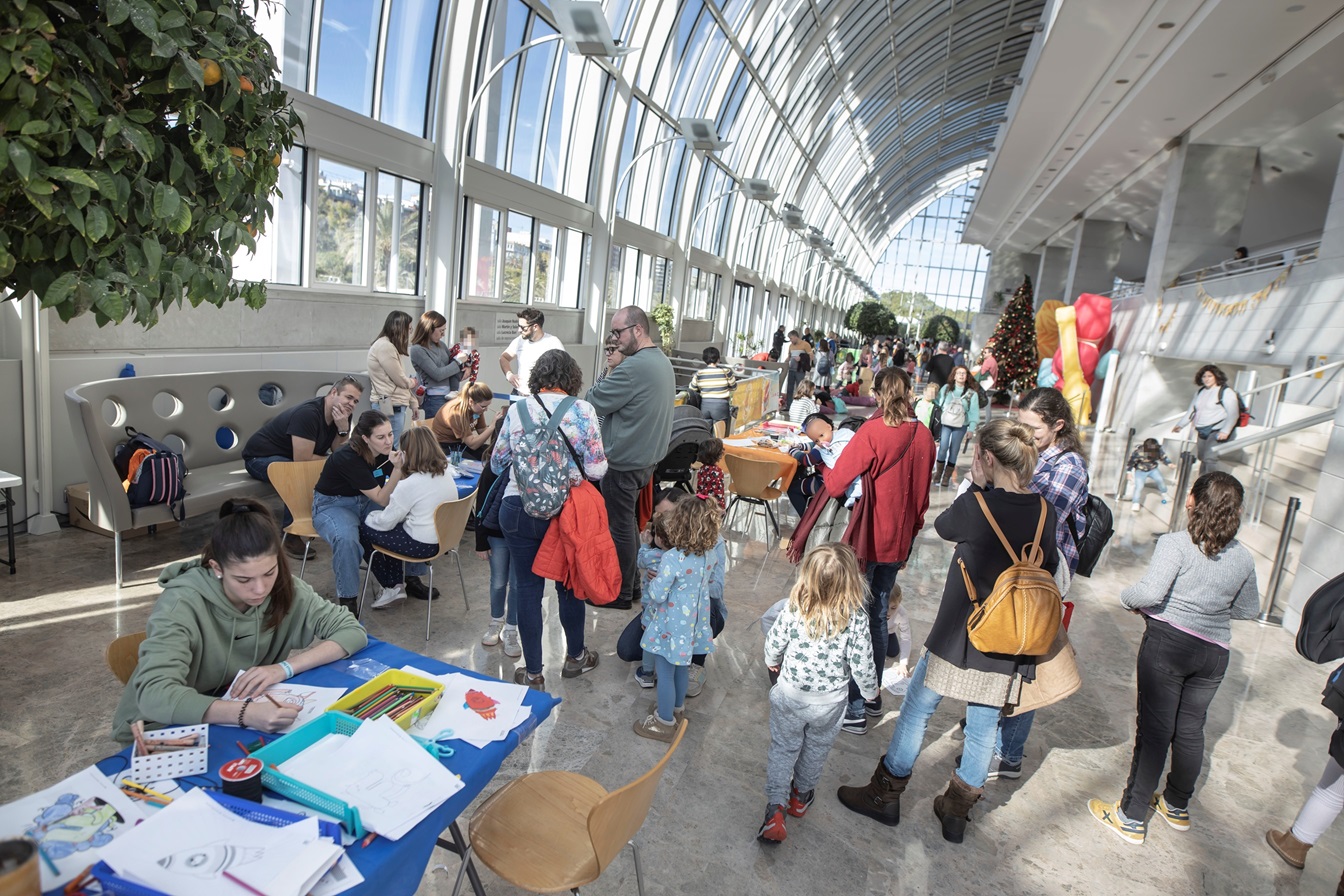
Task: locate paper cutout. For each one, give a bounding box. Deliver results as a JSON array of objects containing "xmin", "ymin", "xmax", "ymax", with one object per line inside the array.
[{"xmin": 464, "ymin": 689, "xmax": 499, "ymax": 720}]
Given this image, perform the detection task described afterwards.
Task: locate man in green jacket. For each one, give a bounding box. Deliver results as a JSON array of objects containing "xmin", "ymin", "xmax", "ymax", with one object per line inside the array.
[{"xmin": 586, "ymin": 306, "xmax": 675, "ymax": 610}]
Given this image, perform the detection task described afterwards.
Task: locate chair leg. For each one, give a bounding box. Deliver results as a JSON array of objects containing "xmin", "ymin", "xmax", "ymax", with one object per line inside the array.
[
  {"xmin": 447, "ymin": 842, "xmax": 474, "ymax": 896},
  {"xmin": 114, "ymin": 531, "xmax": 123, "ymax": 588},
  {"xmin": 764, "ymin": 501, "xmax": 779, "ymax": 540},
  {"xmin": 298, "ymin": 542, "xmax": 309, "ymax": 581},
  {"xmin": 425, "ymin": 564, "xmax": 433, "ymax": 642},
  {"xmin": 723, "ymin": 496, "xmax": 740, "ymax": 531},
  {"xmin": 356, "ymin": 557, "xmax": 376, "ymax": 618},
  {"xmin": 629, "ymin": 839, "xmax": 646, "ymax": 896},
  {"xmin": 453, "ymin": 550, "xmax": 469, "ymax": 613}
]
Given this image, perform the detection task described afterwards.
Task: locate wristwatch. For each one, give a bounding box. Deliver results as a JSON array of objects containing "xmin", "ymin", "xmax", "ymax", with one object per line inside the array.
[{"xmin": 338, "ymin": 430, "xmax": 349, "ymax": 437}]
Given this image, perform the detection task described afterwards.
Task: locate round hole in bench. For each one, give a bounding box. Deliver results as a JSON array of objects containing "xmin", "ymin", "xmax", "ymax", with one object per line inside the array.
[
  {"xmin": 215, "ymin": 427, "xmax": 239, "ymax": 450},
  {"xmin": 208, "ymin": 387, "xmax": 234, "ymax": 412},
  {"xmin": 163, "ymin": 434, "xmax": 187, "ymax": 457},
  {"xmin": 315, "ymin": 383, "xmax": 334, "ymax": 399},
  {"xmin": 101, "ymin": 398, "xmax": 126, "ymax": 428},
  {"xmin": 153, "ymin": 391, "xmax": 183, "ymax": 419},
  {"xmin": 259, "ymin": 383, "xmax": 284, "ymax": 406}
]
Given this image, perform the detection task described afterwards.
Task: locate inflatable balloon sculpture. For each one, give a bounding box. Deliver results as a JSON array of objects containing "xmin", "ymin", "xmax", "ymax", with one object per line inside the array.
[
  {"xmin": 1050, "ymin": 293, "xmax": 1113, "ymax": 423},
  {"xmin": 1035, "ymin": 300, "xmax": 1063, "ymax": 361}
]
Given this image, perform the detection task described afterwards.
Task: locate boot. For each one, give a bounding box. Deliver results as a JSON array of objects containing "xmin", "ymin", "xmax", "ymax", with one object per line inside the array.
[
  {"xmin": 1337, "ymin": 866, "xmax": 1344, "ymax": 896},
  {"xmin": 836, "ymin": 759, "xmax": 909, "ymax": 827},
  {"xmin": 932, "ymin": 462, "xmax": 946, "ymax": 484},
  {"xmin": 940, "ymin": 464, "xmax": 955, "ymax": 487},
  {"xmin": 1266, "ymin": 828, "xmax": 1310, "ymax": 870},
  {"xmin": 933, "ymin": 775, "xmax": 983, "ymax": 843}
]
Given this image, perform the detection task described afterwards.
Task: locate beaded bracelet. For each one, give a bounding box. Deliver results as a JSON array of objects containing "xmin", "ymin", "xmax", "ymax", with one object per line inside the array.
[
  {"xmin": 238, "ymin": 697, "xmax": 252, "ymax": 728},
  {"xmin": 280, "ymin": 661, "xmax": 294, "ymax": 680}
]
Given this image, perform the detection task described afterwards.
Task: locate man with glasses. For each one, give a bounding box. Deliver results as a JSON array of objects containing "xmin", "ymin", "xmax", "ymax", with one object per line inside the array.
[
  {"xmin": 499, "ymin": 308, "xmax": 563, "ymax": 396},
  {"xmin": 586, "ymin": 306, "xmax": 675, "ymax": 610}
]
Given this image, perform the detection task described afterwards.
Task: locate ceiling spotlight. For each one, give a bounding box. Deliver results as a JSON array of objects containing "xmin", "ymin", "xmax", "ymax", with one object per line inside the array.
[
  {"xmin": 1157, "ymin": 21, "xmax": 1175, "ymax": 29},
  {"xmin": 741, "ymin": 178, "xmax": 777, "ymax": 201},
  {"xmin": 1019, "ymin": 21, "xmax": 1044, "ymax": 32},
  {"xmin": 1002, "ymin": 76, "xmax": 1023, "ymax": 86}
]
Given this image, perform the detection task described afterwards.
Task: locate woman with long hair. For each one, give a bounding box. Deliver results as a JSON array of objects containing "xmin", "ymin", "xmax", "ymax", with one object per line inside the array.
[
  {"xmin": 1173, "ymin": 364, "xmax": 1241, "ymax": 476},
  {"xmin": 368, "ymin": 310, "xmax": 419, "ymax": 448},
  {"xmin": 111, "ymin": 499, "xmax": 367, "ymax": 742},
  {"xmin": 822, "ymin": 366, "xmax": 936, "ymax": 735},
  {"xmin": 409, "ymin": 310, "xmax": 471, "ymax": 420},
  {"xmin": 431, "ymin": 382, "xmax": 500, "ymax": 460},
  {"xmin": 933, "ymin": 365, "xmax": 981, "ymax": 487},
  {"xmin": 1088, "ymin": 472, "xmax": 1258, "ymax": 844},
  {"xmin": 839, "ymin": 419, "xmax": 1058, "ymax": 843}
]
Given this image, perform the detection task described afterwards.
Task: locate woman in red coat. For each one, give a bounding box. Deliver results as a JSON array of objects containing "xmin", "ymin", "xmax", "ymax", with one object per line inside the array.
[{"xmin": 823, "ymin": 367, "xmax": 935, "ymax": 735}]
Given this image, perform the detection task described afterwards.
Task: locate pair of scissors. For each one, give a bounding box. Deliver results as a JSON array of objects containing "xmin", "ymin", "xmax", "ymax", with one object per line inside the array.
[{"xmin": 412, "ymin": 728, "xmax": 456, "ymax": 759}]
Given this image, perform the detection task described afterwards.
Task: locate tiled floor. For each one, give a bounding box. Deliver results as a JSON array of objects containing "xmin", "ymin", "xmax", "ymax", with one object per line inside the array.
[{"xmin": 1, "ymin": 430, "xmax": 1339, "ymax": 895}]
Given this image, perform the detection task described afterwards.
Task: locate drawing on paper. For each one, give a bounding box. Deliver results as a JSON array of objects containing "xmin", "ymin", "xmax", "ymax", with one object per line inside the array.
[
  {"xmin": 265, "ymin": 686, "xmax": 317, "ymax": 709},
  {"xmin": 26, "ymin": 794, "xmax": 127, "ymax": 859},
  {"xmin": 463, "ymin": 689, "xmax": 499, "ymax": 720},
  {"xmin": 341, "ymin": 768, "xmax": 430, "ymax": 812},
  {"xmin": 157, "ymin": 842, "xmax": 264, "ymax": 878}
]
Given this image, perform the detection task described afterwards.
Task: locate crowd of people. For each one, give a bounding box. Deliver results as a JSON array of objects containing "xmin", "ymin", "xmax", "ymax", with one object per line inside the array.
[{"xmin": 117, "ymin": 318, "xmax": 1285, "ymax": 875}]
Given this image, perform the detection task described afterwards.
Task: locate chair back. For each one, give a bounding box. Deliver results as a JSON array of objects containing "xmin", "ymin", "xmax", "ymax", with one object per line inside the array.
[
  {"xmin": 267, "ymin": 459, "xmax": 326, "ymax": 534},
  {"xmin": 432, "ymin": 489, "xmax": 478, "ymax": 558},
  {"xmin": 724, "ymin": 454, "xmax": 781, "ymax": 498},
  {"xmin": 106, "ymin": 631, "xmax": 147, "ymax": 684},
  {"xmin": 587, "ymin": 719, "xmax": 687, "ymax": 871},
  {"xmin": 712, "ymin": 420, "xmax": 726, "ymax": 439}
]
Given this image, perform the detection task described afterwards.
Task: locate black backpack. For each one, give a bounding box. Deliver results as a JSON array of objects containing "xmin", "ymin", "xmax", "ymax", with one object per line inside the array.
[
  {"xmin": 113, "ymin": 427, "xmax": 187, "ymax": 519},
  {"xmin": 1067, "ymin": 495, "xmax": 1113, "ymax": 577},
  {"xmin": 1296, "ymin": 570, "xmax": 1344, "ymax": 664}
]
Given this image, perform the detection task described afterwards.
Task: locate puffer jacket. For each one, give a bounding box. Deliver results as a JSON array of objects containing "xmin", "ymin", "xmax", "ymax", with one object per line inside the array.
[{"xmin": 532, "ymin": 480, "xmax": 620, "ymax": 604}]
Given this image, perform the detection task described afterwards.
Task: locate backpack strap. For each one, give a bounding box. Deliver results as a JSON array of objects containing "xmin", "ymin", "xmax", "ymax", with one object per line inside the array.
[
  {"xmin": 535, "ymin": 395, "xmax": 585, "ymax": 473},
  {"xmin": 972, "ymin": 492, "xmax": 1047, "ymax": 566}
]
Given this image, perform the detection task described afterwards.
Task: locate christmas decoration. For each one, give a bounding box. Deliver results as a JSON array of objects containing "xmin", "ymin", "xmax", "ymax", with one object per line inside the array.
[{"xmin": 983, "ymin": 275, "xmax": 1038, "ymax": 392}]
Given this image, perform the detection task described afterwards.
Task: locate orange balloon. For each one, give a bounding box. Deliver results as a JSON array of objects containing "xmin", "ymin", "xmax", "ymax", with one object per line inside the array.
[{"xmin": 1036, "ymin": 300, "xmax": 1063, "ymax": 361}]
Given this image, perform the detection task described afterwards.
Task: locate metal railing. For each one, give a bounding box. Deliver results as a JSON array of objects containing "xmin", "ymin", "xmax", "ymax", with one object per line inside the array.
[
  {"xmin": 1207, "ymin": 407, "xmax": 1336, "ymax": 524},
  {"xmin": 1257, "ymin": 497, "xmax": 1301, "ymax": 627},
  {"xmin": 1169, "ymin": 240, "xmax": 1321, "ymax": 287}
]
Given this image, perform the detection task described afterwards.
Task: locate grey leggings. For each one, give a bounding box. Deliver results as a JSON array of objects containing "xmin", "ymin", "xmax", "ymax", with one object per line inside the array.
[{"xmin": 1291, "ymin": 756, "xmax": 1344, "ymax": 844}]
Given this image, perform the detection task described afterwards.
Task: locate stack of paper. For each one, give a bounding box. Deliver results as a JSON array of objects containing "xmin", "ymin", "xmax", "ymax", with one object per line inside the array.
[
  {"xmin": 221, "ymin": 672, "xmax": 350, "ymax": 734},
  {"xmin": 99, "ymin": 789, "xmax": 343, "ymax": 896},
  {"xmin": 402, "ymin": 666, "xmax": 530, "ymax": 748},
  {"xmin": 276, "ymin": 717, "xmax": 462, "ymax": 840}
]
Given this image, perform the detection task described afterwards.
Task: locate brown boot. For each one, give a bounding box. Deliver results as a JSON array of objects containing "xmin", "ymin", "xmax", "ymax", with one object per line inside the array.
[
  {"xmin": 940, "ymin": 465, "xmax": 955, "ymax": 487},
  {"xmin": 1266, "ymin": 828, "xmax": 1310, "ymax": 870},
  {"xmin": 837, "ymin": 759, "xmax": 909, "ymax": 827},
  {"xmin": 932, "ymin": 462, "xmax": 946, "ymax": 483},
  {"xmin": 1337, "ymin": 866, "xmax": 1344, "ymax": 896},
  {"xmin": 933, "ymin": 775, "xmax": 983, "ymax": 843}
]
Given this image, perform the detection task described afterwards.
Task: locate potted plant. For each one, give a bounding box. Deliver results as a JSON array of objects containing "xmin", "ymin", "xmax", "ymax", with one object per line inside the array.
[{"xmin": 650, "ymin": 302, "xmax": 675, "ymax": 353}]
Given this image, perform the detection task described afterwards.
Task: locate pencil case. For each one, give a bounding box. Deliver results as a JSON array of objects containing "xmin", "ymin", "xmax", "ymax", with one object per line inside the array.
[{"xmin": 130, "ymin": 723, "xmax": 209, "ymax": 780}]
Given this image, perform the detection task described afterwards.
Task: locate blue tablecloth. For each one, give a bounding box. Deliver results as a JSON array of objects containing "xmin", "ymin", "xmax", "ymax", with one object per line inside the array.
[
  {"xmin": 89, "ymin": 638, "xmax": 558, "ymax": 896},
  {"xmin": 454, "ymin": 468, "xmax": 481, "ymax": 497}
]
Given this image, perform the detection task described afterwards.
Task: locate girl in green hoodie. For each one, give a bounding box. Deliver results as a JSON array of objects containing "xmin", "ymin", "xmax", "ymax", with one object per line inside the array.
[{"xmin": 112, "ymin": 499, "xmax": 368, "ymax": 743}]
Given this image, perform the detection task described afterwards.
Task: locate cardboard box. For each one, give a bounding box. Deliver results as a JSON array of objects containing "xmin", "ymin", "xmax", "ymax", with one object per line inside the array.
[{"xmin": 66, "ymin": 482, "xmax": 178, "ymax": 539}]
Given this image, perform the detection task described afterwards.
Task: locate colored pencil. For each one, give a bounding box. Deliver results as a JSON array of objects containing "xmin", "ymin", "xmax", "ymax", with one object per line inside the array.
[
  {"xmin": 361, "ymin": 832, "xmax": 377, "ymax": 848},
  {"xmin": 236, "ymin": 740, "xmax": 251, "ymax": 756},
  {"xmin": 222, "ymin": 870, "xmax": 269, "ymax": 896},
  {"xmin": 263, "ymin": 693, "xmax": 283, "ymax": 709},
  {"xmin": 38, "ymin": 844, "xmax": 59, "ymax": 876}
]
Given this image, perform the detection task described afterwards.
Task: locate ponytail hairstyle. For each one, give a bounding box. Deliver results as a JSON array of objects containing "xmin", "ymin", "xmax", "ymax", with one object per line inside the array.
[
  {"xmin": 201, "ymin": 498, "xmax": 293, "ymax": 629},
  {"xmin": 872, "ymin": 366, "xmax": 913, "ymax": 426},
  {"xmin": 1187, "ymin": 472, "xmax": 1244, "ymax": 557},
  {"xmin": 1018, "ymin": 386, "xmax": 1085, "ymax": 458},
  {"xmin": 976, "ymin": 419, "xmax": 1038, "ymax": 490},
  {"xmin": 444, "ymin": 382, "xmax": 494, "ymax": 444},
  {"xmin": 349, "ymin": 410, "xmax": 390, "ymax": 465}
]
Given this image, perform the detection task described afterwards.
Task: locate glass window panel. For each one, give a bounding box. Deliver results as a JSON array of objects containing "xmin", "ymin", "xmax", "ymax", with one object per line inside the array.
[
  {"xmin": 373, "ymin": 173, "xmax": 422, "ymax": 294},
  {"xmin": 539, "ymin": 46, "xmax": 566, "ymax": 191},
  {"xmin": 233, "ymin": 146, "xmax": 305, "ymax": 285},
  {"xmin": 533, "ymin": 221, "xmax": 557, "ymax": 303},
  {"xmin": 469, "ymin": 203, "xmax": 501, "ymax": 298},
  {"xmin": 606, "ymin": 245, "xmax": 623, "ymax": 308},
  {"xmin": 380, "ymin": 0, "xmax": 441, "ymax": 136},
  {"xmin": 512, "ymin": 18, "xmax": 558, "ymax": 181},
  {"xmin": 314, "ymin": 0, "xmax": 381, "ymax": 116},
  {"xmin": 651, "ymin": 256, "xmax": 672, "ymax": 309},
  {"xmin": 315, "ymin": 159, "xmax": 367, "ymax": 285},
  {"xmin": 398, "ymin": 179, "xmax": 422, "ymax": 292},
  {"xmin": 502, "ymin": 211, "xmax": 534, "ymax": 304},
  {"xmin": 561, "ymin": 228, "xmax": 586, "ymax": 309},
  {"xmin": 474, "ymin": 0, "xmax": 530, "ymax": 169}
]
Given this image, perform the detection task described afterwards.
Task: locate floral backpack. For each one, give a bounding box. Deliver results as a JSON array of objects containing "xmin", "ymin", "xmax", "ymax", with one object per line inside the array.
[{"xmin": 512, "ymin": 396, "xmax": 583, "ymax": 519}]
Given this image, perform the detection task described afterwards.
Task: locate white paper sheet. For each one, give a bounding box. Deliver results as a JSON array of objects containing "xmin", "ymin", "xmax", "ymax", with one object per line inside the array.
[
  {"xmin": 0, "ymin": 766, "xmax": 147, "ymax": 890},
  {"xmin": 221, "ymin": 672, "xmax": 350, "ymax": 734},
  {"xmin": 309, "ymin": 853, "xmax": 365, "ymax": 896},
  {"xmin": 402, "ymin": 666, "xmax": 530, "ymax": 748}
]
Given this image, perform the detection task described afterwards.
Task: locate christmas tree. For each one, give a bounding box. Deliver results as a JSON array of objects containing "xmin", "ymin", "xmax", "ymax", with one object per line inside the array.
[{"xmin": 983, "ymin": 275, "xmax": 1038, "ymax": 392}]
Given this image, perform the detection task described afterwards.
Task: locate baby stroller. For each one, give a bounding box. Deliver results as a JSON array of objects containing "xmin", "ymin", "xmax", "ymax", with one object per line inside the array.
[{"xmin": 655, "ymin": 406, "xmax": 712, "ymax": 493}]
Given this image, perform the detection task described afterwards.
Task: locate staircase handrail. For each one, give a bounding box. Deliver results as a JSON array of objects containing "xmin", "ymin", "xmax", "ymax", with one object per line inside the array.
[
  {"xmin": 1206, "ymin": 408, "xmax": 1336, "ymax": 458},
  {"xmin": 1239, "ymin": 358, "xmax": 1344, "ymax": 401}
]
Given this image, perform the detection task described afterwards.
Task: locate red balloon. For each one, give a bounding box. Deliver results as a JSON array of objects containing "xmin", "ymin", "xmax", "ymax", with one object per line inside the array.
[
  {"xmin": 1052, "ymin": 343, "xmax": 1100, "ymax": 382},
  {"xmin": 1074, "ymin": 293, "xmax": 1113, "ymax": 342}
]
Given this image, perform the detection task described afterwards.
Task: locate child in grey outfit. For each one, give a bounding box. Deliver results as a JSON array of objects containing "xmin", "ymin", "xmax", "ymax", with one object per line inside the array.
[{"xmin": 760, "ymin": 543, "xmax": 877, "ymax": 843}]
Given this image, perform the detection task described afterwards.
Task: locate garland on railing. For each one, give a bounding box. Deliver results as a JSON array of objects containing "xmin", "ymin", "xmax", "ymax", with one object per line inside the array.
[
  {"xmin": 1155, "ymin": 295, "xmax": 1178, "ymax": 335},
  {"xmin": 1195, "ymin": 263, "xmax": 1294, "ymax": 317}
]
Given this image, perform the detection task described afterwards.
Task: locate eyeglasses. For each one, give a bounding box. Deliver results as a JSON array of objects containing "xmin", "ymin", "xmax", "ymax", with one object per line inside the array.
[
  {"xmin": 609, "ymin": 324, "xmax": 638, "ymax": 339},
  {"xmin": 517, "ymin": 323, "xmax": 534, "ymax": 331},
  {"xmin": 604, "ymin": 347, "xmax": 618, "ymax": 354}
]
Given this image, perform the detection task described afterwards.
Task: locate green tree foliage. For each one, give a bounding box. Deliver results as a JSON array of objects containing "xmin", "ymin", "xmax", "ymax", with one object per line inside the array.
[
  {"xmin": 845, "ymin": 300, "xmax": 897, "ymax": 338},
  {"xmin": 921, "ymin": 313, "xmax": 960, "ymax": 345},
  {"xmin": 984, "ymin": 275, "xmax": 1038, "ymax": 391},
  {"xmin": 0, "ymin": 0, "xmax": 301, "ymax": 327}
]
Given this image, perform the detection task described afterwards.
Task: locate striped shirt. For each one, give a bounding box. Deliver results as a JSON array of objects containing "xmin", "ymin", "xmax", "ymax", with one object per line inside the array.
[{"xmin": 689, "ymin": 363, "xmax": 736, "ymax": 400}]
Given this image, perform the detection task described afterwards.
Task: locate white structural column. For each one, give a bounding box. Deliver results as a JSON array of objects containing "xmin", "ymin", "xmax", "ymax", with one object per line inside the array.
[
  {"xmin": 1034, "ymin": 245, "xmax": 1070, "ymax": 308},
  {"xmin": 1282, "ymin": 144, "xmax": 1344, "ymax": 631},
  {"xmin": 1064, "ymin": 219, "xmax": 1127, "ymax": 301}
]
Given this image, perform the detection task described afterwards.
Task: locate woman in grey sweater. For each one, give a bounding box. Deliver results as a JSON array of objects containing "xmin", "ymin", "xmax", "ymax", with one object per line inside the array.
[
  {"xmin": 1089, "ymin": 471, "xmax": 1259, "ymax": 845},
  {"xmin": 409, "ymin": 311, "xmax": 469, "ymax": 419}
]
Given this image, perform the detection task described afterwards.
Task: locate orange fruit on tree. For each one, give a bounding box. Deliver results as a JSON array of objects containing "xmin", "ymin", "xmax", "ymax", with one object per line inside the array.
[
  {"xmin": 238, "ymin": 75, "xmax": 254, "ymax": 93},
  {"xmin": 271, "ymin": 152, "xmax": 282, "ymax": 167},
  {"xmin": 229, "ymin": 147, "xmax": 246, "ymax": 162},
  {"xmin": 198, "ymin": 58, "xmax": 222, "ymax": 86}
]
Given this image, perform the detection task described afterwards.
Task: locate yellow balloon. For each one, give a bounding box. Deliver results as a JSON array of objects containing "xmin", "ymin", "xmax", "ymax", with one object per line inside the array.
[
  {"xmin": 1036, "ymin": 300, "xmax": 1063, "ymax": 361},
  {"xmin": 1055, "ymin": 305, "xmax": 1092, "ymax": 423}
]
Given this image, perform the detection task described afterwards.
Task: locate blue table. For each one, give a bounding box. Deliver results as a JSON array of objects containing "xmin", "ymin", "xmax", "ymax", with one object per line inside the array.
[
  {"xmin": 89, "ymin": 638, "xmax": 559, "ymax": 896},
  {"xmin": 453, "ymin": 467, "xmax": 481, "ymax": 498}
]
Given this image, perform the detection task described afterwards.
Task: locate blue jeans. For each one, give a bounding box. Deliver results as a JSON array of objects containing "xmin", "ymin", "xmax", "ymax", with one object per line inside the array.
[
  {"xmin": 847, "ymin": 561, "xmax": 900, "ymax": 717},
  {"xmin": 937, "ymin": 425, "xmax": 967, "ymax": 465},
  {"xmin": 312, "ymin": 493, "xmax": 372, "ymax": 599},
  {"xmin": 487, "ymin": 534, "xmax": 517, "ymax": 625},
  {"xmin": 882, "ymin": 653, "xmax": 1001, "ymax": 789},
  {"xmin": 996, "ymin": 711, "xmax": 1035, "ymax": 765},
  {"xmin": 244, "ymin": 454, "xmax": 293, "ymax": 528},
  {"xmin": 500, "ymin": 497, "xmax": 586, "ymax": 676},
  {"xmin": 389, "ymin": 405, "xmax": 408, "ymax": 449},
  {"xmin": 1131, "ymin": 468, "xmax": 1167, "ymax": 504},
  {"xmin": 650, "ymin": 653, "xmax": 690, "ymax": 722},
  {"xmin": 421, "ymin": 393, "xmax": 448, "ymax": 420}
]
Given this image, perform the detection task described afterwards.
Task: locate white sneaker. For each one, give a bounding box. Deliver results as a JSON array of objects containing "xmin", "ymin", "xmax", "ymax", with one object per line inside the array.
[
  {"xmin": 686, "ymin": 664, "xmax": 707, "ymax": 698},
  {"xmin": 500, "ymin": 627, "xmax": 521, "ymax": 658},
  {"xmin": 372, "ymin": 585, "xmax": 406, "ymax": 609},
  {"xmin": 482, "ymin": 619, "xmax": 503, "ymax": 647}
]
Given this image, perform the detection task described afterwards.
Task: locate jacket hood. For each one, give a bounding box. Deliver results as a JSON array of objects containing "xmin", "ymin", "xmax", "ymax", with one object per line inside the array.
[{"xmin": 157, "ymin": 558, "xmax": 269, "ymax": 624}]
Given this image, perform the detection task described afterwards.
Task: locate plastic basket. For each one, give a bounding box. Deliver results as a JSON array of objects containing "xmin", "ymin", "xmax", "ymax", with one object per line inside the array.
[
  {"xmin": 89, "ymin": 791, "xmax": 342, "ymax": 895},
  {"xmin": 326, "ymin": 668, "xmax": 444, "ymax": 730},
  {"xmin": 252, "ymin": 711, "xmax": 366, "ymax": 837}
]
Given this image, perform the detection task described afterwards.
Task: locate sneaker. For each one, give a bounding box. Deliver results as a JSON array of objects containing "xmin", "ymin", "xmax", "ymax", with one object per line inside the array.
[
  {"xmin": 686, "ymin": 665, "xmax": 707, "ymax": 698},
  {"xmin": 1131, "ymin": 504, "xmax": 1140, "ymax": 512},
  {"xmin": 561, "ymin": 648, "xmax": 599, "ymax": 679},
  {"xmin": 372, "ymin": 585, "xmax": 406, "ymax": 609},
  {"xmin": 634, "ymin": 666, "xmax": 657, "ymax": 688},
  {"xmin": 864, "ymin": 696, "xmax": 883, "ymax": 718},
  {"xmin": 633, "ymin": 713, "xmax": 678, "ymax": 743},
  {"xmin": 283, "ymin": 535, "xmax": 313, "ymax": 561},
  {"xmin": 481, "ymin": 619, "xmax": 503, "ymax": 647},
  {"xmin": 405, "ymin": 575, "xmax": 439, "ymax": 601},
  {"xmin": 986, "ymin": 756, "xmax": 1022, "ymax": 781},
  {"xmin": 841, "ymin": 713, "xmax": 867, "ymax": 736},
  {"xmin": 787, "ymin": 786, "xmax": 815, "ymax": 818},
  {"xmin": 500, "ymin": 627, "xmax": 521, "ymax": 658},
  {"xmin": 512, "ymin": 668, "xmax": 546, "ymax": 691},
  {"xmin": 1150, "ymin": 793, "xmax": 1190, "ymax": 832},
  {"xmin": 1088, "ymin": 798, "xmax": 1146, "ymax": 845},
  {"xmin": 757, "ymin": 805, "xmax": 787, "ymax": 843}
]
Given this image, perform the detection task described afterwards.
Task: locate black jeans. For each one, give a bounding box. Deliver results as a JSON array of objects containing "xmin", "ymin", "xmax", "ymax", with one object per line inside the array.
[
  {"xmin": 846, "ymin": 561, "xmax": 901, "ymax": 716},
  {"xmin": 601, "ymin": 465, "xmax": 657, "ymax": 602},
  {"xmin": 1120, "ymin": 617, "xmax": 1229, "ymax": 820},
  {"xmin": 616, "ymin": 603, "xmax": 725, "ymax": 667}
]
